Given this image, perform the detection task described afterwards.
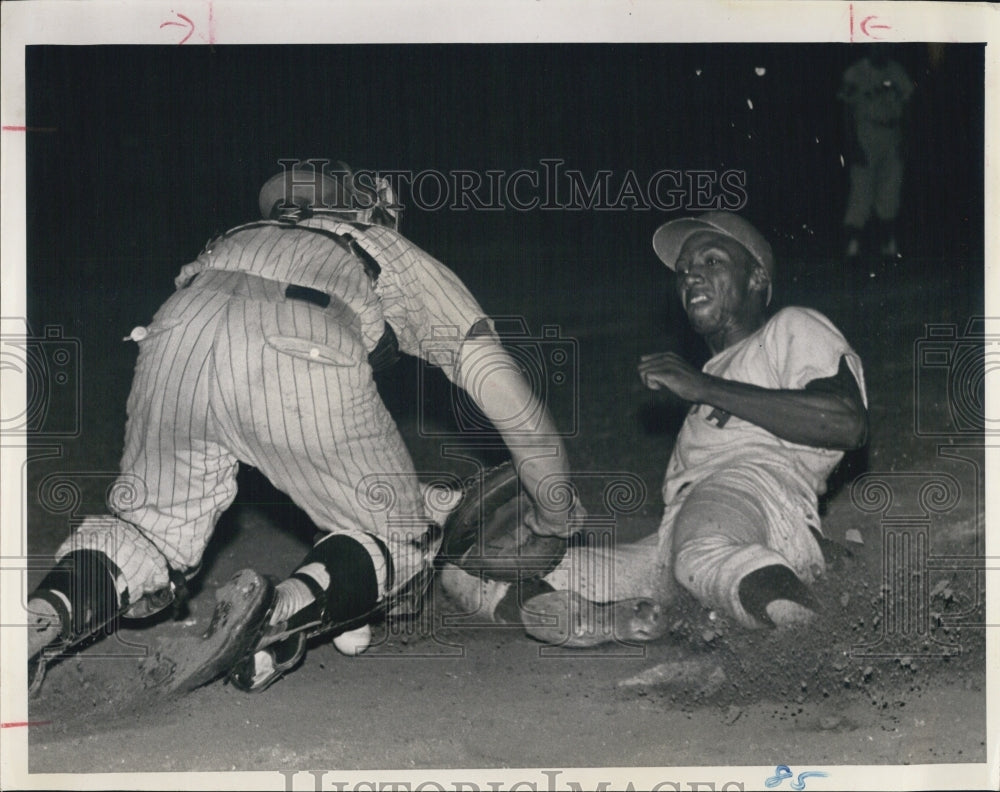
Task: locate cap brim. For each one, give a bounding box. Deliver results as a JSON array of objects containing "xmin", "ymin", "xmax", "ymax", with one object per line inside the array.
[{"xmin": 652, "ymin": 218, "xmax": 724, "ymax": 271}]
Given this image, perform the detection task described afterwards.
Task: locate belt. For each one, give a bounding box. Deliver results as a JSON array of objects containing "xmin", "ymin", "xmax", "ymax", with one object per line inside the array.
[
  {"xmin": 284, "ymin": 283, "xmax": 331, "ymax": 308},
  {"xmin": 187, "ymin": 269, "xmax": 338, "ymax": 306},
  {"xmin": 188, "ymin": 269, "xmax": 399, "ymax": 372}
]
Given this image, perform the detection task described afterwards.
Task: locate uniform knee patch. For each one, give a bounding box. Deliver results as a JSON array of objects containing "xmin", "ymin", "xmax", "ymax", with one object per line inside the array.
[
  {"xmin": 32, "ymin": 550, "xmax": 123, "ymax": 644},
  {"xmin": 296, "ymin": 533, "xmax": 391, "ymax": 626}
]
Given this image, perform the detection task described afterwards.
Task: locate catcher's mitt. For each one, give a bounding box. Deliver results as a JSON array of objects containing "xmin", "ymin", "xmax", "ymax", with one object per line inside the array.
[{"xmin": 438, "ymin": 461, "xmax": 567, "ymax": 583}]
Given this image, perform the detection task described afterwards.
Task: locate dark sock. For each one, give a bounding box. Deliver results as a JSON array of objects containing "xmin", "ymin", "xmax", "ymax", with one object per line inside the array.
[{"xmin": 738, "ymin": 564, "xmax": 819, "ymax": 628}]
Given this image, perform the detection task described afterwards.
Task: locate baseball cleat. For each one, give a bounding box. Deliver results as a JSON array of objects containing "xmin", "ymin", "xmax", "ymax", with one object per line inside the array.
[
  {"xmin": 228, "ymin": 631, "xmax": 307, "ymax": 692},
  {"xmin": 226, "ymin": 564, "xmax": 436, "ymax": 692},
  {"xmin": 519, "ymin": 590, "xmax": 666, "ymax": 648},
  {"xmin": 141, "ymin": 568, "xmax": 272, "ymax": 695}
]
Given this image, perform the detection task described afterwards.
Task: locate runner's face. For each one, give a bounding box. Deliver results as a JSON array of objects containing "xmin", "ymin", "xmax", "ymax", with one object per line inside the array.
[{"xmin": 674, "ymin": 231, "xmax": 763, "ymax": 349}]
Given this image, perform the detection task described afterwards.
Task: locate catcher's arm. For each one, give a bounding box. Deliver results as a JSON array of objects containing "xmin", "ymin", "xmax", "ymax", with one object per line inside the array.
[{"xmin": 456, "ymin": 335, "xmax": 577, "ymax": 538}]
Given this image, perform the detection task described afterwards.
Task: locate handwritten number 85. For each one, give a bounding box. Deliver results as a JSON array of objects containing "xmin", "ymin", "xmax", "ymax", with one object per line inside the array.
[{"xmin": 766, "ymin": 765, "xmax": 830, "ymax": 790}]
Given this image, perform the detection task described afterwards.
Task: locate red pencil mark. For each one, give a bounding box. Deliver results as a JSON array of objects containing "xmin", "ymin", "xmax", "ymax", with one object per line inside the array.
[
  {"xmin": 849, "ymin": 4, "xmax": 892, "ymax": 42},
  {"xmin": 1, "ymin": 721, "xmax": 52, "ymax": 729},
  {"xmin": 2, "ymin": 126, "xmax": 57, "ymax": 132},
  {"xmin": 860, "ymin": 15, "xmax": 891, "ymax": 40},
  {"xmin": 208, "ymin": 1, "xmax": 216, "ymax": 45},
  {"xmin": 160, "ymin": 11, "xmax": 196, "ymax": 45}
]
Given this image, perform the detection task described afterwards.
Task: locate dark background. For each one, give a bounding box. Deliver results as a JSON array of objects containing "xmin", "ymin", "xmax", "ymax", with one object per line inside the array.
[
  {"xmin": 22, "ymin": 42, "xmax": 985, "ymax": 510},
  {"xmin": 26, "ymin": 43, "xmax": 983, "ymax": 312}
]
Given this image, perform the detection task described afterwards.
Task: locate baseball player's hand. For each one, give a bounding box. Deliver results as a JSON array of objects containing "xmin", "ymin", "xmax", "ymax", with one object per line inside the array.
[
  {"xmin": 440, "ymin": 461, "xmax": 574, "ymax": 581},
  {"xmin": 638, "ymin": 352, "xmax": 708, "ymax": 403},
  {"xmin": 524, "ymin": 500, "xmax": 587, "ymax": 539}
]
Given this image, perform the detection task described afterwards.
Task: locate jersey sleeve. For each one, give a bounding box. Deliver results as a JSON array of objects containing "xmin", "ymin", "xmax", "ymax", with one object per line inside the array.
[
  {"xmin": 361, "ymin": 226, "xmax": 496, "ymax": 382},
  {"xmin": 761, "ymin": 307, "xmax": 867, "ymax": 406}
]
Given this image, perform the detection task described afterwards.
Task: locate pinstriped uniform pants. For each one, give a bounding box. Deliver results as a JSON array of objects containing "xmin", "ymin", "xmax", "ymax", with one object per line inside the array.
[{"xmin": 72, "ymin": 270, "xmax": 430, "ymax": 602}]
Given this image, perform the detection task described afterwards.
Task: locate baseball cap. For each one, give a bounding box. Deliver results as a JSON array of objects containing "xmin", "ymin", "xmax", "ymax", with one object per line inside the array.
[{"xmin": 652, "ymin": 211, "xmax": 774, "ymax": 280}]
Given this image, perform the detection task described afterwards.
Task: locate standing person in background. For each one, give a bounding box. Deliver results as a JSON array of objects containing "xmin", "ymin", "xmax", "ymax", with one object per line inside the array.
[{"xmin": 838, "ymin": 46, "xmax": 914, "ymax": 264}]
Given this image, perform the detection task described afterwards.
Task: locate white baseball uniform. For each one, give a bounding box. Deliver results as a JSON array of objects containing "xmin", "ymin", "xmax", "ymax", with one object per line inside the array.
[
  {"xmin": 55, "ymin": 218, "xmax": 495, "ymax": 610},
  {"xmin": 545, "ymin": 307, "xmax": 867, "ymax": 627},
  {"xmin": 840, "ymin": 56, "xmax": 914, "ymax": 228}
]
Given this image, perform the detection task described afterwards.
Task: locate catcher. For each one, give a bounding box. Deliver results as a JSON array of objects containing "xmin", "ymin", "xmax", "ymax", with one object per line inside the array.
[{"xmin": 26, "ymin": 160, "xmax": 578, "ymax": 693}]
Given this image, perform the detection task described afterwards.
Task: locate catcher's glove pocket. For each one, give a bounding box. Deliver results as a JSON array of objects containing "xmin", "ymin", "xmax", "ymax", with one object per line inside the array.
[{"xmin": 440, "ymin": 461, "xmax": 567, "ymax": 583}]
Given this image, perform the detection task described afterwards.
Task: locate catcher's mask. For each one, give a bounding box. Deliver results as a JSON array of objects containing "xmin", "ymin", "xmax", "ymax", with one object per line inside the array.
[{"xmin": 258, "ymin": 160, "xmax": 401, "ymax": 229}]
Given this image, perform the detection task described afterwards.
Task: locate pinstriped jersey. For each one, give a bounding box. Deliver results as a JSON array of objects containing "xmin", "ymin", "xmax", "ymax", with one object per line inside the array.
[
  {"xmin": 173, "ymin": 218, "xmax": 495, "ymax": 380},
  {"xmin": 51, "ymin": 218, "xmax": 498, "ymax": 603}
]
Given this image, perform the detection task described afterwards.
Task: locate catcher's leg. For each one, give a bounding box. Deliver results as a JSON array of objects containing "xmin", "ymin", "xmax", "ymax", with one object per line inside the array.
[
  {"xmin": 210, "ymin": 294, "xmax": 433, "ymax": 577},
  {"xmin": 223, "ymin": 488, "xmax": 453, "ymax": 693},
  {"xmin": 27, "ymin": 512, "xmax": 209, "ymax": 696},
  {"xmin": 27, "ymin": 546, "xmax": 132, "ymax": 693},
  {"xmin": 61, "ymin": 286, "xmax": 257, "ymax": 696},
  {"xmin": 32, "ymin": 285, "xmax": 245, "ymax": 677},
  {"xmin": 27, "ymin": 539, "xmax": 261, "ymax": 699},
  {"xmin": 229, "ymin": 530, "xmax": 403, "ymax": 692},
  {"xmin": 209, "ymin": 296, "xmax": 472, "ymax": 690}
]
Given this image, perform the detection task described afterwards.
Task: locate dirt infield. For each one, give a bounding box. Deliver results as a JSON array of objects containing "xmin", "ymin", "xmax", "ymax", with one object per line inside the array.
[{"xmin": 23, "ymin": 253, "xmax": 987, "ymax": 774}]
